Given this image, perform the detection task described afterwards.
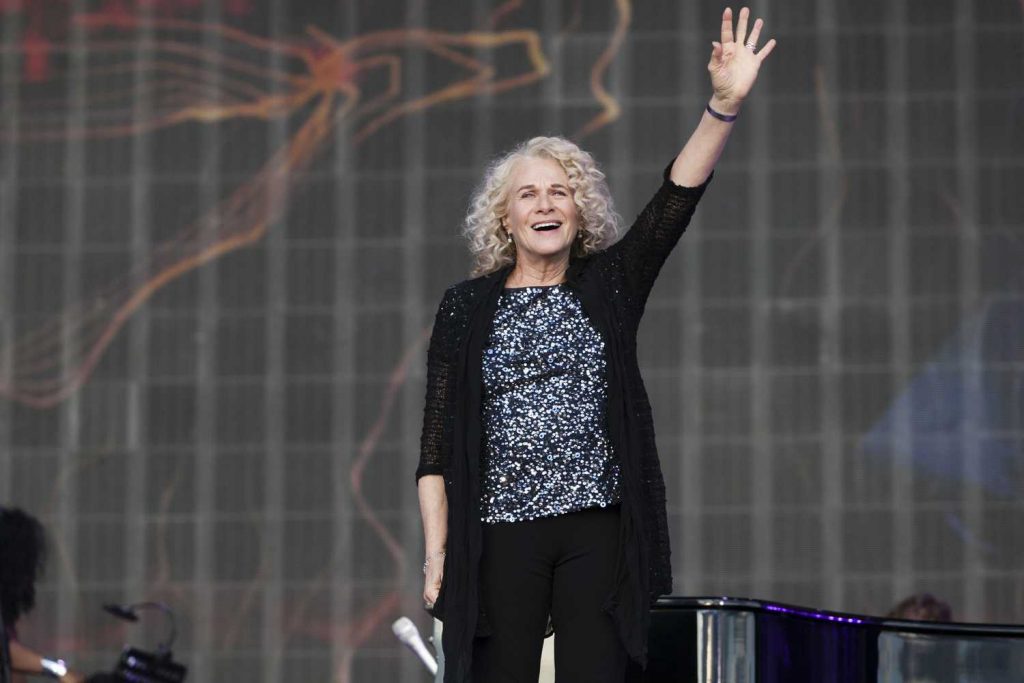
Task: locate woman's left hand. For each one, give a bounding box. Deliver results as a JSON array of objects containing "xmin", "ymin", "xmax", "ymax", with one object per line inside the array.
[{"xmin": 708, "ymin": 7, "xmax": 776, "ymax": 113}]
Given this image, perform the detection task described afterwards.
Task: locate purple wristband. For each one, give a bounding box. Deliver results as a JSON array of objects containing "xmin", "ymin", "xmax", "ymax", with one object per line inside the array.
[{"xmin": 706, "ymin": 102, "xmax": 738, "ymax": 122}]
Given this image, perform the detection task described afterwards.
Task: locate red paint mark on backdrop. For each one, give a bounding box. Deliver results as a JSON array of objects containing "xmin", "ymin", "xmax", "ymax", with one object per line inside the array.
[{"xmin": 3, "ymin": 0, "xmax": 254, "ymax": 81}]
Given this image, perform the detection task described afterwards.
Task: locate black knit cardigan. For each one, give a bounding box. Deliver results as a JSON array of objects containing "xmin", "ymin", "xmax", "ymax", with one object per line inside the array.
[{"xmin": 416, "ymin": 163, "xmax": 711, "ymax": 682}]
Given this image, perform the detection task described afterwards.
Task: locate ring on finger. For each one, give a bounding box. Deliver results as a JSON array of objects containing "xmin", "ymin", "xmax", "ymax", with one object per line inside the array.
[{"xmin": 745, "ymin": 41, "xmax": 757, "ymax": 50}]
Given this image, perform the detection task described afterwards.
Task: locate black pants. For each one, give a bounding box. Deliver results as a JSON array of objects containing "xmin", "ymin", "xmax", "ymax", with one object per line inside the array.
[{"xmin": 472, "ymin": 506, "xmax": 627, "ymax": 682}]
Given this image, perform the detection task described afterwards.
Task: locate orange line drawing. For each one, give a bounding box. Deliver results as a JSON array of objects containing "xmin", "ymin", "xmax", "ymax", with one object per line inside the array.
[
  {"xmin": 1, "ymin": 16, "xmax": 551, "ymax": 408},
  {"xmin": 1, "ymin": 1, "xmax": 633, "ymax": 408},
  {"xmin": 487, "ymin": 0, "xmax": 632, "ymax": 139},
  {"xmin": 574, "ymin": 0, "xmax": 630, "ymax": 139},
  {"xmin": 489, "ymin": 0, "xmax": 525, "ymax": 29}
]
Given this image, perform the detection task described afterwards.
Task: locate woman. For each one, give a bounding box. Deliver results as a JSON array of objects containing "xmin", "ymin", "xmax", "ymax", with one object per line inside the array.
[
  {"xmin": 0, "ymin": 507, "xmax": 84, "ymax": 683},
  {"xmin": 417, "ymin": 8, "xmax": 775, "ymax": 681}
]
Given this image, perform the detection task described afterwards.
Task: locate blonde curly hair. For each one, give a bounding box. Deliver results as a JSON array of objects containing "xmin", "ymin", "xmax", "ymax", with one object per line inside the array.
[{"xmin": 463, "ymin": 136, "xmax": 621, "ymax": 277}]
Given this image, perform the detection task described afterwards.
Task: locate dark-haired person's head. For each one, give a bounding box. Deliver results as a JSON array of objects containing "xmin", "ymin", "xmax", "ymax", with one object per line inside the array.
[
  {"xmin": 0, "ymin": 506, "xmax": 47, "ymax": 628},
  {"xmin": 886, "ymin": 593, "xmax": 952, "ymax": 622}
]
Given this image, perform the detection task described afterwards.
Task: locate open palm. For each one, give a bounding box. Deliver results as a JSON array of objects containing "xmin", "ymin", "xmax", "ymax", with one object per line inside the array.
[{"xmin": 708, "ymin": 7, "xmax": 776, "ymax": 111}]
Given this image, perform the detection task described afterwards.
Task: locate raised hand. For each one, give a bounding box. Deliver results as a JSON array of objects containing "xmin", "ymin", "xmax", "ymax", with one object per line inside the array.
[{"xmin": 708, "ymin": 7, "xmax": 776, "ymax": 114}]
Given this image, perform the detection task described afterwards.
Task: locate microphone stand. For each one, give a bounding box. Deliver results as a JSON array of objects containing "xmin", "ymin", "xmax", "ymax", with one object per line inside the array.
[
  {"xmin": 103, "ymin": 602, "xmax": 177, "ymax": 656},
  {"xmin": 103, "ymin": 602, "xmax": 187, "ymax": 683}
]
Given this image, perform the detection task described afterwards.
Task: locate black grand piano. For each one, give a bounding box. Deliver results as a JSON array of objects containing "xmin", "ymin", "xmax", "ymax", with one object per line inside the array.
[{"xmin": 640, "ymin": 597, "xmax": 1024, "ymax": 682}]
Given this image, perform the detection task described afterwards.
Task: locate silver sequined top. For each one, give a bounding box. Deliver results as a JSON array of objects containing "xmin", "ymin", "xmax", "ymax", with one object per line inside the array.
[{"xmin": 480, "ymin": 284, "xmax": 622, "ymax": 523}]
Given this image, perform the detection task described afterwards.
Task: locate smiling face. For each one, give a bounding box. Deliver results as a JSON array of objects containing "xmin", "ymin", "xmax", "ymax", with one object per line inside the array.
[{"xmin": 503, "ymin": 155, "xmax": 580, "ymax": 269}]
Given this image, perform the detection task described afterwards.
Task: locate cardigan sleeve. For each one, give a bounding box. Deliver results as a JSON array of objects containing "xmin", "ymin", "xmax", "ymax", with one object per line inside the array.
[
  {"xmin": 416, "ymin": 287, "xmax": 457, "ymax": 481},
  {"xmin": 606, "ymin": 161, "xmax": 712, "ymax": 305}
]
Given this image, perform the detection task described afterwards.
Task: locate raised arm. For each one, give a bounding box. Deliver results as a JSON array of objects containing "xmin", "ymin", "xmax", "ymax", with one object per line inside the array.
[
  {"xmin": 671, "ymin": 6, "xmax": 776, "ymax": 187},
  {"xmin": 608, "ymin": 7, "xmax": 775, "ymax": 305}
]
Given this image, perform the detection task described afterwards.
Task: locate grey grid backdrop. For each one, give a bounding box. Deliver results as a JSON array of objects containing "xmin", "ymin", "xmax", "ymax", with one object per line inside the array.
[{"xmin": 1, "ymin": 0, "xmax": 1022, "ymax": 681}]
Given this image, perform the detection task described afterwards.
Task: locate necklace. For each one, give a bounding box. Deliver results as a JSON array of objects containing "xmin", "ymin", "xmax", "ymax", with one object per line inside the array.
[{"xmin": 506, "ymin": 268, "xmax": 567, "ymax": 289}]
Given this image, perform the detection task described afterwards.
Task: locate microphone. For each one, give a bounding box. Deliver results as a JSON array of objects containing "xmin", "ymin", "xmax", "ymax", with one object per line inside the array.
[{"xmin": 391, "ymin": 617, "xmax": 438, "ymax": 675}]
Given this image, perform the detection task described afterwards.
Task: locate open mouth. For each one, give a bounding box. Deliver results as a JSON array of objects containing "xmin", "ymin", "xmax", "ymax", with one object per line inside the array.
[{"xmin": 531, "ymin": 221, "xmax": 561, "ymax": 232}]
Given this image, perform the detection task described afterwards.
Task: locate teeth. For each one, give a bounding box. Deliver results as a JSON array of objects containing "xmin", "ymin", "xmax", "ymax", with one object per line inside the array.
[{"xmin": 532, "ymin": 222, "xmax": 560, "ymax": 230}]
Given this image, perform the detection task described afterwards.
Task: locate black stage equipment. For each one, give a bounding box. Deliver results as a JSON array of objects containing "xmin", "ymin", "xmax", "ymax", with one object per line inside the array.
[{"xmin": 100, "ymin": 602, "xmax": 187, "ymax": 683}]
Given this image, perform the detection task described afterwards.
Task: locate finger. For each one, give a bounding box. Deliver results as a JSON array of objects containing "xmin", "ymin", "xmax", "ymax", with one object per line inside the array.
[
  {"xmin": 757, "ymin": 37, "xmax": 777, "ymax": 61},
  {"xmin": 735, "ymin": 6, "xmax": 750, "ymax": 46},
  {"xmin": 710, "ymin": 40, "xmax": 723, "ymax": 64},
  {"xmin": 746, "ymin": 17, "xmax": 763, "ymax": 50},
  {"xmin": 720, "ymin": 7, "xmax": 733, "ymax": 46}
]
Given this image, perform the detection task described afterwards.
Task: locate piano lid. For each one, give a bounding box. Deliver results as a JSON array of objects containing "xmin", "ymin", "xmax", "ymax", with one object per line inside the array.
[
  {"xmin": 642, "ymin": 596, "xmax": 1024, "ymax": 683},
  {"xmin": 654, "ymin": 596, "xmax": 1024, "ymax": 637}
]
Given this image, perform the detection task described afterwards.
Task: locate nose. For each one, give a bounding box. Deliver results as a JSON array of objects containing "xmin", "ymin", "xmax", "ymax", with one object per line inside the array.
[{"xmin": 536, "ymin": 192, "xmax": 553, "ymax": 211}]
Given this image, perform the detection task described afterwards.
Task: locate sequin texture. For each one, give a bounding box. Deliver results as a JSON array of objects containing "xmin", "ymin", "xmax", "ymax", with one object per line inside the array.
[{"xmin": 480, "ymin": 284, "xmax": 621, "ymax": 523}]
